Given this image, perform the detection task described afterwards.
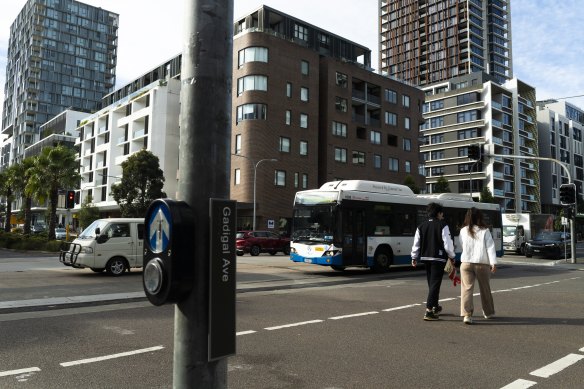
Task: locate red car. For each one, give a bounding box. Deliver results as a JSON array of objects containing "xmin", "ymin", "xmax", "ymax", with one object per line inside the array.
[{"xmin": 236, "ymin": 231, "xmax": 291, "ymax": 256}]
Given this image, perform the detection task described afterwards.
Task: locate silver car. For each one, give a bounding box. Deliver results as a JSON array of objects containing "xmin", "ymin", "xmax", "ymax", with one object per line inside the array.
[{"xmin": 55, "ymin": 228, "xmax": 67, "ymax": 240}]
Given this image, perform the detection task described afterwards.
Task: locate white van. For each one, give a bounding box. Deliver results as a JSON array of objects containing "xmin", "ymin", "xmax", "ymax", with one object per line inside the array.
[{"xmin": 59, "ymin": 218, "xmax": 144, "ymax": 276}]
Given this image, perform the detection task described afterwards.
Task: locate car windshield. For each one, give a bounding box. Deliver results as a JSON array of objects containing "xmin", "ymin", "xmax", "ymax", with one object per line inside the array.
[
  {"xmin": 534, "ymin": 232, "xmax": 565, "ymax": 241},
  {"xmin": 78, "ymin": 220, "xmax": 109, "ymax": 239},
  {"xmin": 55, "ymin": 228, "xmax": 66, "ymax": 233},
  {"xmin": 236, "ymin": 232, "xmax": 247, "ymax": 239}
]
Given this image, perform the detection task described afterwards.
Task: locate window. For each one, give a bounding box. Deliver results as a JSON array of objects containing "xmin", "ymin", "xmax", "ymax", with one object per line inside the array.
[
  {"xmin": 457, "ymin": 110, "xmax": 480, "ymax": 123},
  {"xmin": 353, "ymin": 151, "xmax": 365, "ymax": 165},
  {"xmin": 404, "ymin": 117, "xmax": 411, "ymax": 130},
  {"xmin": 389, "ymin": 158, "xmax": 399, "ymax": 172},
  {"xmin": 336, "ymin": 72, "xmax": 348, "ymax": 87},
  {"xmin": 237, "ymin": 75, "xmax": 267, "ymax": 95},
  {"xmin": 294, "ymin": 24, "xmax": 308, "ymax": 41},
  {"xmin": 403, "ymin": 138, "xmax": 412, "ymax": 151},
  {"xmin": 279, "ymin": 137, "xmax": 291, "ymax": 153},
  {"xmin": 385, "ymin": 111, "xmax": 397, "ymax": 126},
  {"xmin": 236, "ymin": 103, "xmax": 267, "ymax": 123},
  {"xmin": 385, "ymin": 89, "xmax": 397, "ymax": 103},
  {"xmin": 335, "ymin": 147, "xmax": 347, "ymax": 163},
  {"xmin": 300, "ymin": 114, "xmax": 308, "ymax": 128},
  {"xmin": 275, "ymin": 170, "xmax": 286, "ymax": 186},
  {"xmin": 371, "ymin": 130, "xmax": 381, "ymax": 144},
  {"xmin": 299, "ymin": 141, "xmax": 308, "ymax": 156},
  {"xmin": 286, "ymin": 82, "xmax": 292, "ymax": 98},
  {"xmin": 332, "ymin": 121, "xmax": 347, "ymax": 137},
  {"xmin": 335, "ymin": 97, "xmax": 347, "ymax": 112},
  {"xmin": 374, "ymin": 154, "xmax": 382, "ymax": 169},
  {"xmin": 387, "ymin": 134, "xmax": 398, "ymax": 147},
  {"xmin": 405, "ymin": 161, "xmax": 412, "ymax": 173},
  {"xmin": 402, "ymin": 95, "xmax": 410, "ymax": 107},
  {"xmin": 234, "ymin": 168, "xmax": 241, "ymax": 185},
  {"xmin": 301, "ymin": 60, "xmax": 309, "ymax": 75},
  {"xmin": 285, "ymin": 110, "xmax": 291, "ymax": 125},
  {"xmin": 430, "ymin": 116, "xmax": 444, "ymax": 127},
  {"xmin": 234, "ymin": 134, "xmax": 242, "ymax": 154},
  {"xmin": 302, "ymin": 174, "xmax": 308, "ymax": 189},
  {"xmin": 238, "ymin": 47, "xmax": 268, "ymax": 67},
  {"xmin": 300, "ymin": 87, "xmax": 309, "ymax": 102},
  {"xmin": 294, "ymin": 172, "xmax": 299, "ymax": 188}
]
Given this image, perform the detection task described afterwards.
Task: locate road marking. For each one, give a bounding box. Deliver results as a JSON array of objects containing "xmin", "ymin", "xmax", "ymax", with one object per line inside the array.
[
  {"xmin": 236, "ymin": 330, "xmax": 257, "ymax": 336},
  {"xmin": 329, "ymin": 311, "xmax": 378, "ymax": 320},
  {"xmin": 438, "ymin": 297, "xmax": 457, "ymax": 302},
  {"xmin": 0, "ymin": 367, "xmax": 41, "ymax": 377},
  {"xmin": 530, "ymin": 353, "xmax": 584, "ymax": 378},
  {"xmin": 60, "ymin": 346, "xmax": 164, "ymax": 367},
  {"xmin": 382, "ymin": 303, "xmax": 421, "ymax": 312},
  {"xmin": 500, "ymin": 378, "xmax": 537, "ymax": 389},
  {"xmin": 264, "ymin": 320, "xmax": 323, "ymax": 331}
]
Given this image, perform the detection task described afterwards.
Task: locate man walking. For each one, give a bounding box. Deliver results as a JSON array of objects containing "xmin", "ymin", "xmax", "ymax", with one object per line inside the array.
[{"xmin": 411, "ymin": 202, "xmax": 456, "ymax": 321}]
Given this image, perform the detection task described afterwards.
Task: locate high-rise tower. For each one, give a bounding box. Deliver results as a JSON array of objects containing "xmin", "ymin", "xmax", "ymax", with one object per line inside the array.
[
  {"xmin": 1, "ymin": 0, "xmax": 118, "ymax": 168},
  {"xmin": 379, "ymin": 0, "xmax": 512, "ymax": 86}
]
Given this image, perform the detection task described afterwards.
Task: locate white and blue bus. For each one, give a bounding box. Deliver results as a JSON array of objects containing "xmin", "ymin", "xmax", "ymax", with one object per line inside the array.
[{"xmin": 290, "ymin": 180, "xmax": 503, "ymax": 272}]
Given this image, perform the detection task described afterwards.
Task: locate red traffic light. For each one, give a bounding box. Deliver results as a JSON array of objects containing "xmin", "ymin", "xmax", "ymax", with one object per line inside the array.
[{"xmin": 66, "ymin": 190, "xmax": 76, "ymax": 208}]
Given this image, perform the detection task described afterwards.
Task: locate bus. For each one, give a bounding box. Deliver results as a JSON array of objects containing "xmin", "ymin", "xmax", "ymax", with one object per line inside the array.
[{"xmin": 290, "ymin": 180, "xmax": 503, "ymax": 272}]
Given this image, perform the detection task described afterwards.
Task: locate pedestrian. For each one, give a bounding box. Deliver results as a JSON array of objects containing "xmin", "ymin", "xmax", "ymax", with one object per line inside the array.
[
  {"xmin": 458, "ymin": 207, "xmax": 497, "ymax": 325},
  {"xmin": 411, "ymin": 202, "xmax": 456, "ymax": 321}
]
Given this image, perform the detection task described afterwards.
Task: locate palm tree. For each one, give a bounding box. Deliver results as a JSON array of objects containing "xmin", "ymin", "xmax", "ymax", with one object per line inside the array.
[
  {"xmin": 27, "ymin": 145, "xmax": 80, "ymax": 240},
  {"xmin": 11, "ymin": 158, "xmax": 35, "ymax": 234},
  {"xmin": 0, "ymin": 165, "xmax": 19, "ymax": 232}
]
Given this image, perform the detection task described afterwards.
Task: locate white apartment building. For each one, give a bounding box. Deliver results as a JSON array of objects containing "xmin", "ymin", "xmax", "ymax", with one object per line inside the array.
[
  {"xmin": 75, "ymin": 79, "xmax": 180, "ymax": 215},
  {"xmin": 536, "ymin": 100, "xmax": 584, "ymax": 211},
  {"xmin": 420, "ymin": 73, "xmax": 540, "ymax": 213}
]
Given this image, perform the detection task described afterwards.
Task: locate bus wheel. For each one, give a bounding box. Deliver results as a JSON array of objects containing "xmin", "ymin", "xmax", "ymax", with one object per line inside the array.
[
  {"xmin": 372, "ymin": 248, "xmax": 392, "ymax": 273},
  {"xmin": 331, "ymin": 265, "xmax": 345, "ymax": 271}
]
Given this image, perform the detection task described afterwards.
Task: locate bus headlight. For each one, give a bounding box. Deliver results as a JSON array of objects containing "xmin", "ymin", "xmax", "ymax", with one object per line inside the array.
[{"xmin": 290, "ymin": 247, "xmax": 297, "ymax": 254}]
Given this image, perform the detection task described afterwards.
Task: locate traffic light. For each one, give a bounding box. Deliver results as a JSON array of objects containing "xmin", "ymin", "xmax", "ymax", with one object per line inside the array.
[
  {"xmin": 143, "ymin": 199, "xmax": 196, "ymax": 306},
  {"xmin": 559, "ymin": 183, "xmax": 576, "ymax": 206},
  {"xmin": 467, "ymin": 144, "xmax": 481, "ymax": 160},
  {"xmin": 66, "ymin": 190, "xmax": 75, "ymax": 209}
]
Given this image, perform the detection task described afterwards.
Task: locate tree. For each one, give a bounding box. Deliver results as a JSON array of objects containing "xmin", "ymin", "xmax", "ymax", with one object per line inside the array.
[
  {"xmin": 26, "ymin": 145, "xmax": 81, "ymax": 240},
  {"xmin": 77, "ymin": 194, "xmax": 100, "ymax": 231},
  {"xmin": 434, "ymin": 176, "xmax": 451, "ymax": 193},
  {"xmin": 11, "ymin": 158, "xmax": 35, "ymax": 234},
  {"xmin": 479, "ymin": 186, "xmax": 495, "ymax": 203},
  {"xmin": 403, "ymin": 175, "xmax": 420, "ymax": 194},
  {"xmin": 111, "ymin": 150, "xmax": 165, "ymax": 217},
  {"xmin": 0, "ymin": 165, "xmax": 19, "ymax": 232}
]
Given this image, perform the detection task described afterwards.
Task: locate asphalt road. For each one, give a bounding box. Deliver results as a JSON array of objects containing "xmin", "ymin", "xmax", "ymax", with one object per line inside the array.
[{"xmin": 0, "ymin": 250, "xmax": 583, "ymax": 388}]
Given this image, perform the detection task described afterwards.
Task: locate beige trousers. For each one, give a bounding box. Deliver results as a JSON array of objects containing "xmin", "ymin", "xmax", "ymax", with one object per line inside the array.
[{"xmin": 460, "ymin": 262, "xmax": 495, "ymax": 317}]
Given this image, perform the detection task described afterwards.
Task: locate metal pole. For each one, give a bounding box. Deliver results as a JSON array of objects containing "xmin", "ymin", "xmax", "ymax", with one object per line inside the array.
[
  {"xmin": 252, "ymin": 159, "xmax": 277, "ymax": 231},
  {"xmin": 175, "ymin": 0, "xmax": 233, "ymax": 387}
]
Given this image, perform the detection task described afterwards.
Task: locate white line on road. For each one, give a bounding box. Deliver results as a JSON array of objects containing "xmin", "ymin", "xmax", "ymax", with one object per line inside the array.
[
  {"xmin": 236, "ymin": 330, "xmax": 257, "ymax": 336},
  {"xmin": 530, "ymin": 353, "xmax": 584, "ymax": 378},
  {"xmin": 438, "ymin": 297, "xmax": 457, "ymax": 302},
  {"xmin": 500, "ymin": 378, "xmax": 537, "ymax": 389},
  {"xmin": 382, "ymin": 303, "xmax": 421, "ymax": 312},
  {"xmin": 60, "ymin": 346, "xmax": 165, "ymax": 367},
  {"xmin": 264, "ymin": 320, "xmax": 324, "ymax": 331},
  {"xmin": 0, "ymin": 367, "xmax": 41, "ymax": 377},
  {"xmin": 329, "ymin": 311, "xmax": 378, "ymax": 320}
]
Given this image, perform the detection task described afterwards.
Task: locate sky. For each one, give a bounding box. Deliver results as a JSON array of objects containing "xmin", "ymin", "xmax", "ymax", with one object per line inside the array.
[{"xmin": 1, "ymin": 0, "xmax": 584, "ymax": 127}]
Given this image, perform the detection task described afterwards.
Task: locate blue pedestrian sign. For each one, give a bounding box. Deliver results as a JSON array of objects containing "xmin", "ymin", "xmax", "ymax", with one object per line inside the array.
[{"xmin": 147, "ymin": 204, "xmax": 172, "ymax": 253}]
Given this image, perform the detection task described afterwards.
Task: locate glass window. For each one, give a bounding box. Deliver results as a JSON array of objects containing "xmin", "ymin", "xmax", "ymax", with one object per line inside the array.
[
  {"xmin": 334, "ymin": 147, "xmax": 347, "ymax": 163},
  {"xmin": 237, "ymin": 75, "xmax": 267, "ymax": 95},
  {"xmin": 294, "ymin": 24, "xmax": 308, "ymax": 41},
  {"xmin": 336, "ymin": 72, "xmax": 348, "ymax": 87},
  {"xmin": 403, "ymin": 138, "xmax": 412, "ymax": 151},
  {"xmin": 402, "ymin": 95, "xmax": 410, "ymax": 107},
  {"xmin": 234, "ymin": 134, "xmax": 241, "ymax": 154},
  {"xmin": 405, "ymin": 161, "xmax": 412, "ymax": 173},
  {"xmin": 353, "ymin": 151, "xmax": 365, "ymax": 165},
  {"xmin": 335, "ymin": 97, "xmax": 348, "ymax": 112},
  {"xmin": 404, "ymin": 117, "xmax": 410, "ymax": 130},
  {"xmin": 385, "ymin": 112, "xmax": 397, "ymax": 126},
  {"xmin": 279, "ymin": 137, "xmax": 291, "ymax": 153},
  {"xmin": 234, "ymin": 168, "xmax": 241, "ymax": 185},
  {"xmin": 300, "ymin": 87, "xmax": 309, "ymax": 102},
  {"xmin": 371, "ymin": 130, "xmax": 381, "ymax": 145},
  {"xmin": 236, "ymin": 104, "xmax": 267, "ymax": 123},
  {"xmin": 275, "ymin": 170, "xmax": 286, "ymax": 186},
  {"xmin": 300, "ymin": 114, "xmax": 308, "ymax": 128},
  {"xmin": 389, "ymin": 157, "xmax": 399, "ymax": 172},
  {"xmin": 286, "ymin": 82, "xmax": 292, "ymax": 98},
  {"xmin": 385, "ymin": 89, "xmax": 397, "ymax": 103},
  {"xmin": 238, "ymin": 47, "xmax": 268, "ymax": 67},
  {"xmin": 332, "ymin": 121, "xmax": 347, "ymax": 137},
  {"xmin": 374, "ymin": 154, "xmax": 382, "ymax": 169},
  {"xmin": 301, "ymin": 60, "xmax": 309, "ymax": 75},
  {"xmin": 285, "ymin": 110, "xmax": 291, "ymax": 125},
  {"xmin": 299, "ymin": 141, "xmax": 308, "ymax": 156},
  {"xmin": 302, "ymin": 174, "xmax": 308, "ymax": 189}
]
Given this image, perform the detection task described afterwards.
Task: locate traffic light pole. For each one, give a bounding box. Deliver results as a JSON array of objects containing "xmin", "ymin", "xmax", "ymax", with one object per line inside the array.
[
  {"xmin": 175, "ymin": 0, "xmax": 233, "ymax": 387},
  {"xmin": 486, "ymin": 152, "xmax": 577, "ymax": 264}
]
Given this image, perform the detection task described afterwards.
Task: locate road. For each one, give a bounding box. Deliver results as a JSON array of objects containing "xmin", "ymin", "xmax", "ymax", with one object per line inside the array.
[{"xmin": 0, "ymin": 249, "xmax": 583, "ymax": 388}]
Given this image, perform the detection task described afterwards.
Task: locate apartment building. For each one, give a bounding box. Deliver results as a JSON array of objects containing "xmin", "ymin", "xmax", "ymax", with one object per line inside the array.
[
  {"xmin": 537, "ymin": 100, "xmax": 584, "ymax": 211},
  {"xmin": 232, "ymin": 6, "xmax": 425, "ymax": 231},
  {"xmin": 379, "ymin": 0, "xmax": 512, "ymax": 86},
  {"xmin": 1, "ymin": 0, "xmax": 118, "ymax": 168},
  {"xmin": 421, "ymin": 73, "xmax": 539, "ymax": 213}
]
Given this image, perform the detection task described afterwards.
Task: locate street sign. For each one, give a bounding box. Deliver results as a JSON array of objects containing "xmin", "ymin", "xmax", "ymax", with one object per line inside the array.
[{"xmin": 208, "ymin": 198, "xmax": 236, "ymax": 361}]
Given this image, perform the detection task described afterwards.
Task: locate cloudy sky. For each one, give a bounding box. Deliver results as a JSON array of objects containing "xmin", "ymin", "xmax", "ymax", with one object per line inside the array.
[{"xmin": 1, "ymin": 0, "xmax": 584, "ymax": 123}]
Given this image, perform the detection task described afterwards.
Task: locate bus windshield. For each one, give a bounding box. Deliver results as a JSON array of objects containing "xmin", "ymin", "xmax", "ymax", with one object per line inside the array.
[{"xmin": 292, "ymin": 205, "xmax": 335, "ymax": 242}]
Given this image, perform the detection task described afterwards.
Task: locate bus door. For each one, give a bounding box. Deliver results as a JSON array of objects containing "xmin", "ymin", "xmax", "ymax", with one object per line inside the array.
[{"xmin": 341, "ymin": 208, "xmax": 366, "ymax": 266}]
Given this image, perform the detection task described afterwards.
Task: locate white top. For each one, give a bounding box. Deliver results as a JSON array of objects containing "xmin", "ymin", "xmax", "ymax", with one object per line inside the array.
[{"xmin": 459, "ymin": 226, "xmax": 497, "ymax": 266}]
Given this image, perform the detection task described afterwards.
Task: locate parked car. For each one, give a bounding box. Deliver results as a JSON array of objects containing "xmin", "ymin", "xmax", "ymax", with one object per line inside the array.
[
  {"xmin": 31, "ymin": 224, "xmax": 46, "ymax": 234},
  {"xmin": 236, "ymin": 231, "xmax": 290, "ymax": 256},
  {"xmin": 524, "ymin": 231, "xmax": 571, "ymax": 260},
  {"xmin": 55, "ymin": 228, "xmax": 67, "ymax": 240}
]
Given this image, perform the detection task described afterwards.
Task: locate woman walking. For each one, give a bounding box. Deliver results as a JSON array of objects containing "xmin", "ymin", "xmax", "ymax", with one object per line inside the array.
[{"xmin": 459, "ymin": 207, "xmax": 497, "ymax": 324}]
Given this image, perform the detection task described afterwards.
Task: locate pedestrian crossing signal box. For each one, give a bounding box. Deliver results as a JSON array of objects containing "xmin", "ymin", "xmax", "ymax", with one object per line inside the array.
[{"xmin": 143, "ymin": 199, "xmax": 195, "ymax": 306}]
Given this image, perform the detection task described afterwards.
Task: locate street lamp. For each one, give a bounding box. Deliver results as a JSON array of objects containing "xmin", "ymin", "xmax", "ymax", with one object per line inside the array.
[{"xmin": 232, "ymin": 154, "xmax": 277, "ymax": 230}]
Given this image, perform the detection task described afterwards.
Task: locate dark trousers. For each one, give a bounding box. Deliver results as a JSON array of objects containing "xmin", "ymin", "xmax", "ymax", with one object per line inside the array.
[{"xmin": 423, "ymin": 260, "xmax": 446, "ymax": 310}]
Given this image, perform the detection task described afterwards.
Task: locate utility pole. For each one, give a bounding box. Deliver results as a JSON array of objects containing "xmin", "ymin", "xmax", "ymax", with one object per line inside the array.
[{"xmin": 175, "ymin": 0, "xmax": 233, "ymax": 387}]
